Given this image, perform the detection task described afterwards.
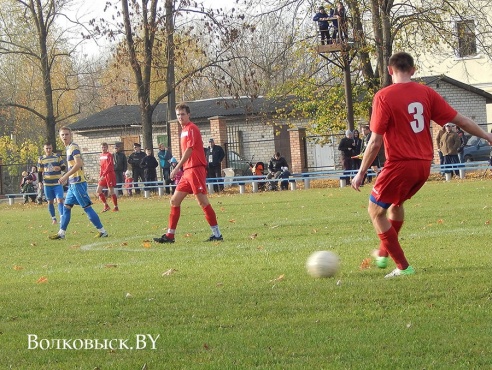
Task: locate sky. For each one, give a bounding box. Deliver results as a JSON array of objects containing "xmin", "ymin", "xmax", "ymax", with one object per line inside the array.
[{"xmin": 69, "ymin": 0, "xmax": 237, "ymax": 57}]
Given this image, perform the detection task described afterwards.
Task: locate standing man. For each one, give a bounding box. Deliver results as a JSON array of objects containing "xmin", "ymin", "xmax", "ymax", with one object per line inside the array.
[
  {"xmin": 154, "ymin": 103, "xmax": 223, "ymax": 243},
  {"xmin": 113, "ymin": 142, "xmax": 127, "ymax": 196},
  {"xmin": 351, "ymin": 52, "xmax": 492, "ymax": 278},
  {"xmin": 127, "ymin": 143, "xmax": 146, "ymax": 195},
  {"xmin": 141, "ymin": 147, "xmax": 159, "ymax": 193},
  {"xmin": 205, "ymin": 138, "xmax": 225, "ymax": 192},
  {"xmin": 38, "ymin": 143, "xmax": 66, "ymax": 224},
  {"xmin": 96, "ymin": 142, "xmax": 119, "ymax": 212},
  {"xmin": 439, "ymin": 123, "xmax": 461, "ymax": 177},
  {"xmin": 338, "ymin": 130, "xmax": 354, "ymax": 186},
  {"xmin": 50, "ymin": 127, "xmax": 108, "ymax": 240},
  {"xmin": 157, "ymin": 143, "xmax": 172, "ymax": 194}
]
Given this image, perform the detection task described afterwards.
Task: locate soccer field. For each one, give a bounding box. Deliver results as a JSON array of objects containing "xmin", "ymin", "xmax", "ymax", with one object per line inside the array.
[{"xmin": 1, "ymin": 180, "xmax": 491, "ymax": 369}]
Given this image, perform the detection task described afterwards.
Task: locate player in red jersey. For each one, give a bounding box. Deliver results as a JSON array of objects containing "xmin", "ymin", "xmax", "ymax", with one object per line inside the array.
[
  {"xmin": 96, "ymin": 142, "xmax": 119, "ymax": 212},
  {"xmin": 154, "ymin": 103, "xmax": 223, "ymax": 243},
  {"xmin": 351, "ymin": 52, "xmax": 492, "ymax": 278}
]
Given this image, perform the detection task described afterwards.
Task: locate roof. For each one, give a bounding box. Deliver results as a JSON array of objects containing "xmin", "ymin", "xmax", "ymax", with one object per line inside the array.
[
  {"xmin": 415, "ymin": 75, "xmax": 492, "ymax": 103},
  {"xmin": 69, "ymin": 96, "xmax": 291, "ymax": 131}
]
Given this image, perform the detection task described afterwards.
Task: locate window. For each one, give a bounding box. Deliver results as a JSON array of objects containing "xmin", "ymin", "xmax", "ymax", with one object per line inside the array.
[{"xmin": 456, "ymin": 20, "xmax": 477, "ymax": 58}]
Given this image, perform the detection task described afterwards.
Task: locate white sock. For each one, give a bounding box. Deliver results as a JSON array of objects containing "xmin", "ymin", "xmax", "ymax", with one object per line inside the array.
[{"xmin": 211, "ymin": 225, "xmax": 221, "ymax": 237}]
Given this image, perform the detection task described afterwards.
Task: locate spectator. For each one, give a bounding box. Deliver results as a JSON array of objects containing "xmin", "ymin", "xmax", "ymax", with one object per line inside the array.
[
  {"xmin": 141, "ymin": 147, "xmax": 159, "ymax": 192},
  {"xmin": 313, "ymin": 6, "xmax": 332, "ymax": 45},
  {"xmin": 338, "ymin": 130, "xmax": 354, "ymax": 186},
  {"xmin": 169, "ymin": 157, "xmax": 183, "ymax": 194},
  {"xmin": 96, "ymin": 142, "xmax": 119, "ymax": 212},
  {"xmin": 157, "ymin": 143, "xmax": 172, "ymax": 194},
  {"xmin": 266, "ymin": 152, "xmax": 288, "ymax": 190},
  {"xmin": 436, "ymin": 125, "xmax": 446, "ymax": 174},
  {"xmin": 352, "ymin": 129, "xmax": 363, "ymax": 170},
  {"xmin": 30, "ymin": 166, "xmax": 43, "ymax": 204},
  {"xmin": 38, "ymin": 143, "xmax": 66, "ymax": 224},
  {"xmin": 124, "ymin": 170, "xmax": 133, "ymax": 196},
  {"xmin": 20, "ymin": 171, "xmax": 36, "ymax": 203},
  {"xmin": 440, "ymin": 123, "xmax": 461, "ymax": 177},
  {"xmin": 113, "ymin": 143, "xmax": 127, "ymax": 196},
  {"xmin": 205, "ymin": 138, "xmax": 225, "ymax": 192},
  {"xmin": 333, "ymin": 1, "xmax": 348, "ymax": 42},
  {"xmin": 127, "ymin": 143, "xmax": 146, "ymax": 195},
  {"xmin": 456, "ymin": 127, "xmax": 467, "ymax": 163}
]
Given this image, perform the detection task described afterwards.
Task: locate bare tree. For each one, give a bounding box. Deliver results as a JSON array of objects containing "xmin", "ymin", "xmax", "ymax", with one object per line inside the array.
[
  {"xmin": 0, "ymin": 0, "xmax": 90, "ymax": 150},
  {"xmin": 93, "ymin": 0, "xmax": 255, "ymax": 149}
]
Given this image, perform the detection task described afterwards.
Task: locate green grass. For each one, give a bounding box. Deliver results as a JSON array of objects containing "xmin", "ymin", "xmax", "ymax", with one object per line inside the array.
[{"xmin": 1, "ymin": 179, "xmax": 492, "ymax": 369}]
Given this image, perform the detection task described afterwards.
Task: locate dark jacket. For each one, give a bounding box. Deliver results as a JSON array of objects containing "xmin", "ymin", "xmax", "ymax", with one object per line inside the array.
[
  {"xmin": 113, "ymin": 151, "xmax": 128, "ymax": 172},
  {"xmin": 205, "ymin": 145, "xmax": 225, "ymax": 167},
  {"xmin": 141, "ymin": 155, "xmax": 159, "ymax": 179},
  {"xmin": 338, "ymin": 137, "xmax": 354, "ymax": 159},
  {"xmin": 128, "ymin": 151, "xmax": 146, "ymax": 169},
  {"xmin": 313, "ymin": 10, "xmax": 332, "ymax": 30},
  {"xmin": 268, "ymin": 156, "xmax": 288, "ymax": 173}
]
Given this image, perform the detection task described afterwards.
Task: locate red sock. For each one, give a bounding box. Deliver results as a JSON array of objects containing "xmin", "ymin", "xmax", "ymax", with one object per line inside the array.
[
  {"xmin": 379, "ymin": 220, "xmax": 404, "ymax": 257},
  {"xmin": 390, "ymin": 219, "xmax": 404, "ymax": 234},
  {"xmin": 378, "ymin": 227, "xmax": 409, "ymax": 270},
  {"xmin": 166, "ymin": 206, "xmax": 180, "ymax": 239},
  {"xmin": 202, "ymin": 204, "xmax": 218, "ymax": 226},
  {"xmin": 98, "ymin": 193, "xmax": 106, "ymax": 203},
  {"xmin": 112, "ymin": 194, "xmax": 118, "ymax": 207}
]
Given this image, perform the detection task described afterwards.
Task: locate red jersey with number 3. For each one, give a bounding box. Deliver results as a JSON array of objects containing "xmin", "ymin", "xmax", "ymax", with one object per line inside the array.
[
  {"xmin": 180, "ymin": 121, "xmax": 207, "ymax": 170},
  {"xmin": 371, "ymin": 81, "xmax": 457, "ymax": 162}
]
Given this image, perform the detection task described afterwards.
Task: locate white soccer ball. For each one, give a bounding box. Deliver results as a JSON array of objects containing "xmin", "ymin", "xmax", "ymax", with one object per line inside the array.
[{"xmin": 306, "ymin": 251, "xmax": 340, "ymax": 278}]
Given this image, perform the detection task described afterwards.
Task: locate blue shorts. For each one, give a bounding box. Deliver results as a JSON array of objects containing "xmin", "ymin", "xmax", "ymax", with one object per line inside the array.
[
  {"xmin": 44, "ymin": 184, "xmax": 65, "ymax": 201},
  {"xmin": 65, "ymin": 182, "xmax": 93, "ymax": 208}
]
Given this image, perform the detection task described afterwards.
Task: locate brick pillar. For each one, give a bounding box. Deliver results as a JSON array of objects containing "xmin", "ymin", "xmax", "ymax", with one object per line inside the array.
[
  {"xmin": 288, "ymin": 128, "xmax": 307, "ymax": 174},
  {"xmin": 169, "ymin": 119, "xmax": 181, "ymax": 160},
  {"xmin": 432, "ymin": 122, "xmax": 444, "ymax": 164},
  {"xmin": 208, "ymin": 116, "xmax": 228, "ymax": 169}
]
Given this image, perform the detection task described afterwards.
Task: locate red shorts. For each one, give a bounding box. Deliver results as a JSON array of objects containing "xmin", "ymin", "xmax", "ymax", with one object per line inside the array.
[
  {"xmin": 176, "ymin": 166, "xmax": 208, "ymax": 195},
  {"xmin": 371, "ymin": 160, "xmax": 431, "ymax": 207},
  {"xmin": 98, "ymin": 173, "xmax": 117, "ymax": 188}
]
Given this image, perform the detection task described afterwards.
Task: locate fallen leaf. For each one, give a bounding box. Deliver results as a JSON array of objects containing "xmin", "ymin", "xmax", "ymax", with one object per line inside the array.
[
  {"xmin": 485, "ymin": 220, "xmax": 490, "ymax": 225},
  {"xmin": 162, "ymin": 268, "xmax": 177, "ymax": 276},
  {"xmin": 105, "ymin": 264, "xmax": 118, "ymax": 268},
  {"xmin": 270, "ymin": 225, "xmax": 279, "ymax": 229},
  {"xmin": 228, "ymin": 219, "xmax": 236, "ymax": 223},
  {"xmin": 37, "ymin": 276, "xmax": 48, "ymax": 284},
  {"xmin": 30, "ymin": 242, "xmax": 37, "ymax": 246},
  {"xmin": 256, "ymin": 246, "xmax": 264, "ymax": 250},
  {"xmin": 120, "ymin": 242, "xmax": 128, "ymax": 246},
  {"xmin": 69, "ymin": 244, "xmax": 80, "ymax": 249},
  {"xmin": 216, "ymin": 282, "xmax": 223, "ymax": 287},
  {"xmin": 359, "ymin": 258, "xmax": 371, "ymax": 270},
  {"xmin": 270, "ymin": 274, "xmax": 285, "ymax": 283},
  {"xmin": 184, "ymin": 233, "xmax": 192, "ymax": 237},
  {"xmin": 142, "ymin": 241, "xmax": 152, "ymax": 248},
  {"xmin": 13, "ymin": 265, "xmax": 23, "ymax": 271},
  {"xmin": 125, "ymin": 292, "xmax": 132, "ymax": 298},
  {"xmin": 250, "ymin": 233, "xmax": 258, "ymax": 239},
  {"xmin": 437, "ymin": 219, "xmax": 444, "ymax": 224},
  {"xmin": 203, "ymin": 343, "xmax": 210, "ymax": 350},
  {"xmin": 312, "ymin": 229, "xmax": 317, "ymax": 233}
]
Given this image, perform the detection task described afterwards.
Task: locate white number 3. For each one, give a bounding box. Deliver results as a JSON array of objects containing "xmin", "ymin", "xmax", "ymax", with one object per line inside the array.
[{"xmin": 408, "ymin": 102, "xmax": 425, "ymax": 133}]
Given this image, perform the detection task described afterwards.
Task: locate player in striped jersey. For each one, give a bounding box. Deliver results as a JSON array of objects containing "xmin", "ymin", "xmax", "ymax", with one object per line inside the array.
[{"xmin": 38, "ymin": 143, "xmax": 66, "ymax": 224}]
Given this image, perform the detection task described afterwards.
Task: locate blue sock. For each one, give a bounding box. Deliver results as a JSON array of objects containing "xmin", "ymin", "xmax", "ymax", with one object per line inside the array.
[
  {"xmin": 48, "ymin": 203, "xmax": 55, "ymax": 218},
  {"xmin": 57, "ymin": 202, "xmax": 64, "ymax": 217},
  {"xmin": 84, "ymin": 206, "xmax": 103, "ymax": 229},
  {"xmin": 60, "ymin": 206, "xmax": 71, "ymax": 231}
]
